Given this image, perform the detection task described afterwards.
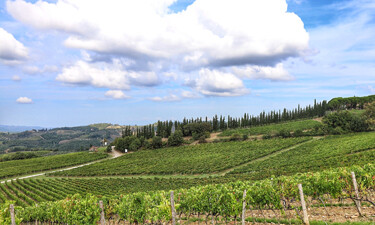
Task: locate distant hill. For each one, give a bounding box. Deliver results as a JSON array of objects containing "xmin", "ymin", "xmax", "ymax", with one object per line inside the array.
[
  {"xmin": 0, "ymin": 125, "xmax": 45, "ymax": 133},
  {"xmin": 0, "ymin": 124, "xmax": 123, "ymax": 154}
]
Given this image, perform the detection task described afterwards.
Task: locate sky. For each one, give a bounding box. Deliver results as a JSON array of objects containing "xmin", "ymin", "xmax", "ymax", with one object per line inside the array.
[{"xmin": 0, "ymin": 0, "xmax": 374, "ymax": 127}]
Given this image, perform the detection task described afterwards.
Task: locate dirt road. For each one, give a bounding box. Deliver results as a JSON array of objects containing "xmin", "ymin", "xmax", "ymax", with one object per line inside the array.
[{"xmin": 0, "ymin": 149, "xmax": 123, "ymax": 183}]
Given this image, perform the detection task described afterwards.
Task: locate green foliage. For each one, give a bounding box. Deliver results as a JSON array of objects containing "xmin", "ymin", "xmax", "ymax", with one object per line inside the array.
[
  {"xmin": 262, "ymin": 132, "xmax": 273, "ymax": 139},
  {"xmin": 198, "ymin": 136, "xmax": 206, "ymax": 143},
  {"xmin": 220, "ymin": 120, "xmax": 321, "ymax": 137},
  {"xmin": 129, "ymin": 138, "xmax": 141, "ymax": 151},
  {"xmin": 364, "ymin": 101, "xmax": 375, "ymax": 130},
  {"xmin": 293, "ymin": 129, "xmax": 304, "ymax": 137},
  {"xmin": 0, "ymin": 151, "xmax": 50, "ymax": 162},
  {"xmin": 183, "ymin": 122, "xmax": 212, "ymax": 137},
  {"xmin": 0, "ymin": 201, "xmax": 22, "ymax": 225},
  {"xmin": 230, "ymin": 132, "xmax": 375, "ymax": 179},
  {"xmin": 0, "ymin": 152, "xmax": 107, "ymax": 179},
  {"xmin": 167, "ymin": 130, "xmax": 183, "ymax": 147},
  {"xmin": 52, "ymin": 137, "xmax": 310, "ymax": 176},
  {"xmin": 7, "ymin": 163, "xmax": 375, "ymax": 224},
  {"xmin": 192, "ymin": 131, "xmax": 211, "ymax": 141},
  {"xmin": 151, "ymin": 136, "xmax": 163, "ymax": 149},
  {"xmin": 229, "ymin": 133, "xmax": 242, "ymax": 141},
  {"xmin": 277, "ymin": 129, "xmax": 291, "ymax": 138},
  {"xmin": 323, "ymin": 110, "xmax": 368, "ymax": 133},
  {"xmin": 113, "ymin": 136, "xmax": 145, "ymax": 152},
  {"xmin": 0, "ymin": 125, "xmax": 119, "ymax": 153},
  {"xmin": 19, "ymin": 194, "xmax": 101, "ymax": 224},
  {"xmin": 328, "ymin": 95, "xmax": 375, "ymax": 110}
]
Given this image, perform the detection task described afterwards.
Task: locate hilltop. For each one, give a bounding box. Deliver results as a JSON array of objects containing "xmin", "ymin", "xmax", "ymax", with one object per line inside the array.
[{"xmin": 0, "ymin": 124, "xmax": 123, "ymax": 153}]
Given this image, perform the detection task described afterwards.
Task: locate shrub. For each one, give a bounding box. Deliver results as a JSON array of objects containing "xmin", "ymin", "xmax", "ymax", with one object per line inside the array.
[
  {"xmin": 198, "ymin": 136, "xmax": 207, "ymax": 143},
  {"xmin": 262, "ymin": 133, "xmax": 272, "ymax": 139},
  {"xmin": 129, "ymin": 138, "xmax": 141, "ymax": 151},
  {"xmin": 168, "ymin": 130, "xmax": 184, "ymax": 146},
  {"xmin": 229, "ymin": 133, "xmax": 242, "ymax": 141},
  {"xmin": 364, "ymin": 101, "xmax": 375, "ymax": 130},
  {"xmin": 323, "ymin": 110, "xmax": 368, "ymax": 133},
  {"xmin": 332, "ymin": 126, "xmax": 345, "ymax": 135},
  {"xmin": 277, "ymin": 129, "xmax": 291, "ymax": 138},
  {"xmin": 293, "ymin": 129, "xmax": 304, "ymax": 137},
  {"xmin": 242, "ymin": 134, "xmax": 248, "ymax": 140},
  {"xmin": 151, "ymin": 136, "xmax": 163, "ymax": 149}
]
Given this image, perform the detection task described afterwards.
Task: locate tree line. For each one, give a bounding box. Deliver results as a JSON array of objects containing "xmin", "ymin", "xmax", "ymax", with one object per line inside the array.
[{"xmin": 111, "ymin": 95, "xmax": 375, "ymax": 152}]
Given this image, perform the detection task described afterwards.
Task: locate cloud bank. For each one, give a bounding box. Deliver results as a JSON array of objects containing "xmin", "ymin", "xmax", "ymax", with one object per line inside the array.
[
  {"xmin": 7, "ymin": 0, "xmax": 309, "ymax": 97},
  {"xmin": 0, "ymin": 27, "xmax": 28, "ymax": 64}
]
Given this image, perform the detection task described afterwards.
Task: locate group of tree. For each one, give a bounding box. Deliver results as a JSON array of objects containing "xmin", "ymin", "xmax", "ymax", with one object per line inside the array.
[
  {"xmin": 0, "ymin": 152, "xmax": 40, "ymax": 162},
  {"xmin": 122, "ymin": 125, "xmax": 155, "ymax": 139},
  {"xmin": 153, "ymin": 99, "xmax": 328, "ymax": 138},
  {"xmin": 110, "ymin": 131, "xmax": 183, "ymax": 152},
  {"xmin": 322, "ymin": 101, "xmax": 375, "ymax": 134},
  {"xmin": 328, "ymin": 95, "xmax": 375, "ymax": 110},
  {"xmin": 111, "ymin": 95, "xmax": 375, "ymax": 152}
]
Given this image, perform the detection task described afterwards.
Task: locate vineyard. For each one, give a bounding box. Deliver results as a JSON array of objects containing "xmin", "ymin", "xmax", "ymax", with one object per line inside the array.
[
  {"xmin": 219, "ymin": 119, "xmax": 321, "ymax": 137},
  {"xmin": 0, "ymin": 119, "xmax": 374, "ymax": 224},
  {"xmin": 230, "ymin": 132, "xmax": 375, "ymax": 179},
  {"xmin": 0, "ymin": 152, "xmax": 107, "ymax": 180},
  {"xmin": 1, "ymin": 164, "xmax": 375, "ymax": 224},
  {"xmin": 51, "ymin": 137, "xmax": 311, "ymax": 176},
  {"xmin": 0, "ymin": 176, "xmax": 246, "ymax": 208}
]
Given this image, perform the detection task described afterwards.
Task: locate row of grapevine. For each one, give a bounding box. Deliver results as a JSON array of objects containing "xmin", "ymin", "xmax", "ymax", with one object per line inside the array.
[
  {"xmin": 0, "ymin": 152, "xmax": 108, "ymax": 179},
  {"xmin": 51, "ymin": 137, "xmax": 311, "ymax": 176},
  {"xmin": 230, "ymin": 132, "xmax": 375, "ymax": 178},
  {"xmin": 2, "ymin": 163, "xmax": 375, "ymax": 224}
]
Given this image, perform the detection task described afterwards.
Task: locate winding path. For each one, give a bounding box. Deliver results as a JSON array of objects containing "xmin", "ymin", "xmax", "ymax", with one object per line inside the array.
[{"xmin": 0, "ymin": 149, "xmax": 124, "ymax": 184}]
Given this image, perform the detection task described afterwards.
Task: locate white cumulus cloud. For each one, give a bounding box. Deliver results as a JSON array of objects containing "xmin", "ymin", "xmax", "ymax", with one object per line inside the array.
[
  {"xmin": 0, "ymin": 27, "xmax": 28, "ymax": 64},
  {"xmin": 105, "ymin": 90, "xmax": 129, "ymax": 99},
  {"xmin": 56, "ymin": 60, "xmax": 160, "ymax": 90},
  {"xmin": 7, "ymin": 0, "xmax": 309, "ymax": 96},
  {"xmin": 16, "ymin": 97, "xmax": 32, "ymax": 104},
  {"xmin": 7, "ymin": 0, "xmax": 308, "ymax": 67},
  {"xmin": 233, "ymin": 63, "xmax": 293, "ymax": 81},
  {"xmin": 6, "ymin": 0, "xmax": 309, "ymax": 98},
  {"xmin": 188, "ymin": 69, "xmax": 249, "ymax": 97}
]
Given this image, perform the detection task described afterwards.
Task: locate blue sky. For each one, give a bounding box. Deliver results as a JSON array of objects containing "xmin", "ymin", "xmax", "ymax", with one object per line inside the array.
[{"xmin": 0, "ymin": 0, "xmax": 374, "ymax": 127}]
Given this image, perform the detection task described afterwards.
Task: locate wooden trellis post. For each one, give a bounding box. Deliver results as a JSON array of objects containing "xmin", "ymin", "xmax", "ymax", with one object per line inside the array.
[
  {"xmin": 99, "ymin": 200, "xmax": 105, "ymax": 225},
  {"xmin": 171, "ymin": 191, "xmax": 176, "ymax": 225},
  {"xmin": 10, "ymin": 204, "xmax": 16, "ymax": 225},
  {"xmin": 242, "ymin": 189, "xmax": 247, "ymax": 225},
  {"xmin": 351, "ymin": 172, "xmax": 362, "ymax": 216},
  {"xmin": 298, "ymin": 184, "xmax": 309, "ymax": 225}
]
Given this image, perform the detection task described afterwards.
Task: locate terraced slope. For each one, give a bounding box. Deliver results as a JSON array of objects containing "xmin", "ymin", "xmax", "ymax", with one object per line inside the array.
[
  {"xmin": 0, "ymin": 152, "xmax": 107, "ymax": 179},
  {"xmin": 52, "ymin": 137, "xmax": 311, "ymax": 176},
  {"xmin": 230, "ymin": 131, "xmax": 375, "ymax": 179},
  {"xmin": 219, "ymin": 119, "xmax": 321, "ymax": 136}
]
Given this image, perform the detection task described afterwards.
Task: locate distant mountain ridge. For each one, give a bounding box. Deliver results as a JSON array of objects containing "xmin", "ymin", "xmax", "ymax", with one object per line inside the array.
[
  {"xmin": 0, "ymin": 124, "xmax": 123, "ymax": 153},
  {"xmin": 0, "ymin": 125, "xmax": 45, "ymax": 133}
]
